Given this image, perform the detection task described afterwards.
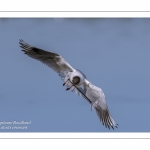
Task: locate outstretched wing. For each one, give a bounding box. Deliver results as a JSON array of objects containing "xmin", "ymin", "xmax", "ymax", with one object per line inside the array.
[
  {"xmin": 85, "ymin": 82, "xmax": 118, "ymax": 129},
  {"xmin": 20, "ymin": 39, "xmax": 85, "ymax": 98},
  {"xmin": 20, "ymin": 39, "xmax": 74, "ymax": 74}
]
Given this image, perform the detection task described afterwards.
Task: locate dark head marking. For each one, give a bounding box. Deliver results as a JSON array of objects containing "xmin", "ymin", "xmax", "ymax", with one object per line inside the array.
[{"xmin": 73, "ymin": 76, "xmax": 80, "ymax": 85}]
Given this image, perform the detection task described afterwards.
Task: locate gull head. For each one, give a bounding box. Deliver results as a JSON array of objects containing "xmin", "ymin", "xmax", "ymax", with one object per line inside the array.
[{"xmin": 70, "ymin": 69, "xmax": 86, "ymax": 86}]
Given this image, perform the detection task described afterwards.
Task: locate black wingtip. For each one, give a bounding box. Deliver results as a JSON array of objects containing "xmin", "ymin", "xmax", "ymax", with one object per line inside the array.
[
  {"xmin": 111, "ymin": 126, "xmax": 114, "ymax": 130},
  {"xmin": 19, "ymin": 39, "xmax": 23, "ymax": 44},
  {"xmin": 20, "ymin": 39, "xmax": 25, "ymax": 53},
  {"xmin": 19, "ymin": 39, "xmax": 25, "ymax": 47},
  {"xmin": 21, "ymin": 50, "xmax": 27, "ymax": 54}
]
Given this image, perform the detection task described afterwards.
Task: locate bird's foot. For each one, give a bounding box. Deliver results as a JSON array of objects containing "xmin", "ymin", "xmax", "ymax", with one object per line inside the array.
[
  {"xmin": 66, "ymin": 85, "xmax": 73, "ymax": 91},
  {"xmin": 63, "ymin": 79, "xmax": 69, "ymax": 86}
]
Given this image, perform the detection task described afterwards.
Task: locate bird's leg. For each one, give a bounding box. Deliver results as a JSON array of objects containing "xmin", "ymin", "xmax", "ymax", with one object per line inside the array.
[
  {"xmin": 63, "ymin": 79, "xmax": 69, "ymax": 86},
  {"xmin": 66, "ymin": 85, "xmax": 74, "ymax": 91},
  {"xmin": 63, "ymin": 79, "xmax": 75, "ymax": 91},
  {"xmin": 91, "ymin": 104, "xmax": 92, "ymax": 111}
]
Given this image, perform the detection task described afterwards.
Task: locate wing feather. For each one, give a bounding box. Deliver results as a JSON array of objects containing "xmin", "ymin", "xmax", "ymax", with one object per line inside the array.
[
  {"xmin": 84, "ymin": 82, "xmax": 118, "ymax": 129},
  {"xmin": 20, "ymin": 39, "xmax": 74, "ymax": 73}
]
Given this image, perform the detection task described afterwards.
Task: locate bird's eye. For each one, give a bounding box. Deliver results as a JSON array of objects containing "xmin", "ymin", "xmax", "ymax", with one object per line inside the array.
[{"xmin": 73, "ymin": 76, "xmax": 80, "ymax": 85}]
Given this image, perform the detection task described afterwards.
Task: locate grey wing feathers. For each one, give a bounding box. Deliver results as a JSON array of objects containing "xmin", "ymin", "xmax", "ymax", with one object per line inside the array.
[
  {"xmin": 86, "ymin": 83, "xmax": 118, "ymax": 129},
  {"xmin": 95, "ymin": 105, "xmax": 118, "ymax": 129},
  {"xmin": 20, "ymin": 39, "xmax": 74, "ymax": 73}
]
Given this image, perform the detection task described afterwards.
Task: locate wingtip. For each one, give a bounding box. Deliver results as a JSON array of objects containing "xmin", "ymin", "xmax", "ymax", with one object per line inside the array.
[
  {"xmin": 21, "ymin": 50, "xmax": 27, "ymax": 54},
  {"xmin": 19, "ymin": 39, "xmax": 23, "ymax": 43},
  {"xmin": 19, "ymin": 39, "xmax": 24, "ymax": 46}
]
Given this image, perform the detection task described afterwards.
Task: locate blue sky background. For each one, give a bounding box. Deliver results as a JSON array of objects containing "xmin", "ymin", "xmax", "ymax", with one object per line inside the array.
[{"xmin": 0, "ymin": 18, "xmax": 150, "ymax": 132}]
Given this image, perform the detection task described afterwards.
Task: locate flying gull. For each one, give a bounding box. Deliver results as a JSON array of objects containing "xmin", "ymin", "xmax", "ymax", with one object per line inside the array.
[{"xmin": 20, "ymin": 39, "xmax": 118, "ymax": 130}]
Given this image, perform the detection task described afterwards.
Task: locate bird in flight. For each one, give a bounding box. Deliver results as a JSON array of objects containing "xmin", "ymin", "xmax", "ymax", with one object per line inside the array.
[{"xmin": 20, "ymin": 39, "xmax": 118, "ymax": 130}]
